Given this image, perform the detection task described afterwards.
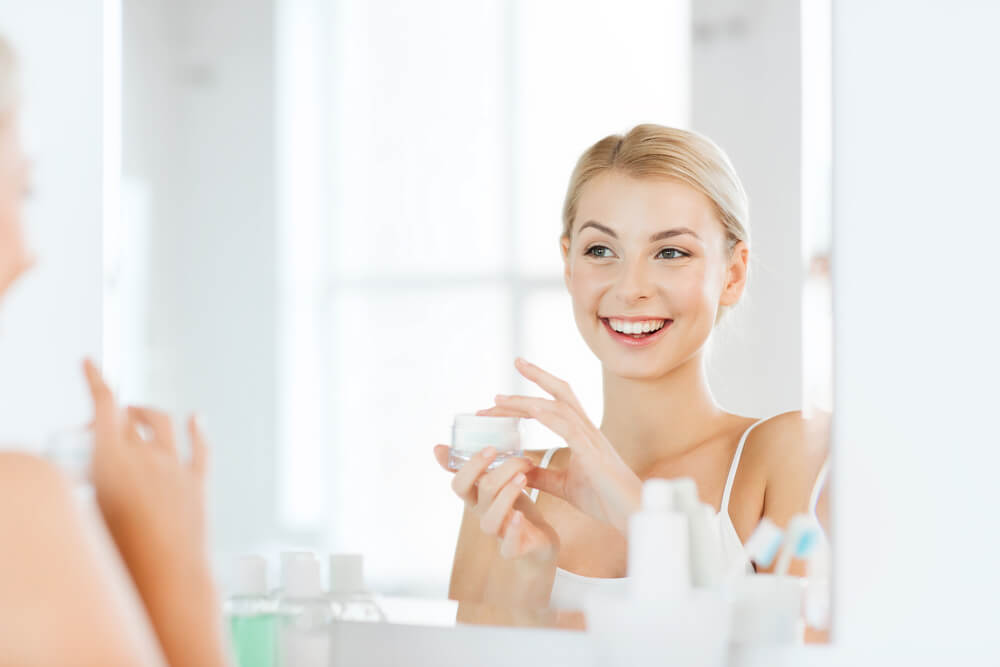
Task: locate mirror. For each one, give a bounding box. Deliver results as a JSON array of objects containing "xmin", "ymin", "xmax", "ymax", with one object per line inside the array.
[{"xmin": 116, "ymin": 0, "xmax": 832, "ymax": 639}]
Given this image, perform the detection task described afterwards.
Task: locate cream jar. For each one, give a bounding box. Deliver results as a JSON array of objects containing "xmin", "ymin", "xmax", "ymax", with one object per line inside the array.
[{"xmin": 447, "ymin": 415, "xmax": 523, "ymax": 471}]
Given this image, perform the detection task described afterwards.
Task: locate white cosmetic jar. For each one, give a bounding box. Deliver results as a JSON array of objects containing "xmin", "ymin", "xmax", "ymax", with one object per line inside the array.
[{"xmin": 447, "ymin": 415, "xmax": 523, "ymax": 472}]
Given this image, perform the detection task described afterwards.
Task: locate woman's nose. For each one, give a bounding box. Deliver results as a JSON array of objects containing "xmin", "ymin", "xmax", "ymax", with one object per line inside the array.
[{"xmin": 614, "ymin": 258, "xmax": 654, "ymax": 304}]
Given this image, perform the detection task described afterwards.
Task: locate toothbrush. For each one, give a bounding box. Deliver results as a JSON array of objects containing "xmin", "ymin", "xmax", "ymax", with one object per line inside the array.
[
  {"xmin": 744, "ymin": 517, "xmax": 784, "ymax": 570},
  {"xmin": 774, "ymin": 514, "xmax": 821, "ymax": 576}
]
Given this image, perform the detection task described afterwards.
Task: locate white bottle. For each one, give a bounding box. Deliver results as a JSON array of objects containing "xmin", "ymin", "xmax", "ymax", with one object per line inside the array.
[
  {"xmin": 226, "ymin": 555, "xmax": 277, "ymax": 667},
  {"xmin": 672, "ymin": 478, "xmax": 724, "ymax": 588},
  {"xmin": 276, "ymin": 553, "xmax": 331, "ymax": 667},
  {"xmin": 627, "ymin": 479, "xmax": 690, "ymax": 600},
  {"xmin": 328, "ymin": 554, "xmax": 385, "ymax": 622}
]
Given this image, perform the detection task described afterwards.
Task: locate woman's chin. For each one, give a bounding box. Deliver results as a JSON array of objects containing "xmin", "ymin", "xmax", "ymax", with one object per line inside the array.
[{"xmin": 600, "ymin": 356, "xmax": 675, "ymax": 382}]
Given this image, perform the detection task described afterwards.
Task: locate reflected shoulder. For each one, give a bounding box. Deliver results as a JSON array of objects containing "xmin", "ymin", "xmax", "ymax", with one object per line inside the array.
[
  {"xmin": 746, "ymin": 410, "xmax": 830, "ymax": 457},
  {"xmin": 743, "ymin": 410, "xmax": 831, "ymax": 513}
]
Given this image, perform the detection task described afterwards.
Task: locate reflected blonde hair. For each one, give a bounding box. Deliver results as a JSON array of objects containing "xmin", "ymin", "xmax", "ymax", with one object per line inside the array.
[
  {"xmin": 0, "ymin": 34, "xmax": 17, "ymax": 117},
  {"xmin": 561, "ymin": 124, "xmax": 750, "ymax": 253}
]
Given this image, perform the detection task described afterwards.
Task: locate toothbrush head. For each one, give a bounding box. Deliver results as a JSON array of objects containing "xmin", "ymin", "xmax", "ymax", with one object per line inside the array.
[
  {"xmin": 793, "ymin": 523, "xmax": 822, "ymax": 560},
  {"xmin": 744, "ymin": 518, "xmax": 783, "ymax": 569}
]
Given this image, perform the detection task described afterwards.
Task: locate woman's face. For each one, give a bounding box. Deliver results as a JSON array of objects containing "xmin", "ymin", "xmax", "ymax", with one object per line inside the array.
[
  {"xmin": 561, "ymin": 171, "xmax": 747, "ymax": 381},
  {"xmin": 0, "ymin": 110, "xmax": 32, "ymax": 298}
]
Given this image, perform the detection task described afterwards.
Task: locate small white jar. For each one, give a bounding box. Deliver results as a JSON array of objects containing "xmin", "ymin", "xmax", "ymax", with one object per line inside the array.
[{"xmin": 447, "ymin": 415, "xmax": 523, "ymax": 471}]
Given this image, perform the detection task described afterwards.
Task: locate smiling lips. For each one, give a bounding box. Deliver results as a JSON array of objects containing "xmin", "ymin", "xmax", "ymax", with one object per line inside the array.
[{"xmin": 600, "ymin": 316, "xmax": 672, "ymax": 348}]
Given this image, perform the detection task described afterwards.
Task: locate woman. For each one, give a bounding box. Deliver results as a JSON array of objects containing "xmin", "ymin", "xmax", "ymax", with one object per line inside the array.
[
  {"xmin": 434, "ymin": 124, "xmax": 829, "ymax": 609},
  {"xmin": 0, "ymin": 35, "xmax": 230, "ymax": 665}
]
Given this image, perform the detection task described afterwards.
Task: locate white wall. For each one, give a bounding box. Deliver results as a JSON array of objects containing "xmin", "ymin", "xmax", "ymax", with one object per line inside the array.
[
  {"xmin": 121, "ymin": 0, "xmax": 280, "ymax": 554},
  {"xmin": 833, "ymin": 0, "xmax": 1000, "ymax": 656},
  {"xmin": 692, "ymin": 0, "xmax": 804, "ymax": 419},
  {"xmin": 0, "ymin": 1, "xmax": 107, "ymax": 446}
]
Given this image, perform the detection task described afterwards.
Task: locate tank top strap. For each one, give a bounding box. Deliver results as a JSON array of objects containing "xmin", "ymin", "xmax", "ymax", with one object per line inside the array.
[
  {"xmin": 528, "ymin": 447, "xmax": 560, "ymax": 503},
  {"xmin": 720, "ymin": 418, "xmax": 768, "ymax": 515}
]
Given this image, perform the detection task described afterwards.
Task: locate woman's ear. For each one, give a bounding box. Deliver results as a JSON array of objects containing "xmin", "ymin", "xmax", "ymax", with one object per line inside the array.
[
  {"xmin": 560, "ymin": 236, "xmax": 571, "ymax": 289},
  {"xmin": 719, "ymin": 241, "xmax": 749, "ymax": 306}
]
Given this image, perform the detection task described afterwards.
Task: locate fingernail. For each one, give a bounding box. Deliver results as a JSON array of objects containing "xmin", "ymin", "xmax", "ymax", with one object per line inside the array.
[
  {"xmin": 515, "ymin": 473, "xmax": 526, "ymax": 486},
  {"xmin": 482, "ymin": 446, "xmax": 496, "ymax": 459},
  {"xmin": 512, "ymin": 511, "xmax": 522, "ymax": 526}
]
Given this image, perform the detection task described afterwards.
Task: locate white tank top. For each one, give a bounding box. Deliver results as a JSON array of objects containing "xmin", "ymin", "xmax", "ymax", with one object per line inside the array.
[{"xmin": 529, "ymin": 418, "xmax": 765, "ymax": 610}]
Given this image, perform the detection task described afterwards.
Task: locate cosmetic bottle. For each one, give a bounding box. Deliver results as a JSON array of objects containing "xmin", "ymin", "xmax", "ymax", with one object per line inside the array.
[
  {"xmin": 627, "ymin": 478, "xmax": 690, "ymax": 599},
  {"xmin": 672, "ymin": 478, "xmax": 724, "ymax": 588},
  {"xmin": 447, "ymin": 415, "xmax": 523, "ymax": 471},
  {"xmin": 276, "ymin": 553, "xmax": 331, "ymax": 667},
  {"xmin": 41, "ymin": 425, "xmax": 94, "ymax": 484},
  {"xmin": 328, "ymin": 554, "xmax": 385, "ymax": 622},
  {"xmin": 588, "ymin": 478, "xmax": 728, "ymax": 667},
  {"xmin": 225, "ymin": 555, "xmax": 277, "ymax": 667}
]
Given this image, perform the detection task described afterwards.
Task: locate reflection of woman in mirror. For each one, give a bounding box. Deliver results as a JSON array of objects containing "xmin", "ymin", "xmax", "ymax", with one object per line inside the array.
[
  {"xmin": 0, "ymin": 35, "xmax": 229, "ymax": 665},
  {"xmin": 435, "ymin": 125, "xmax": 829, "ymax": 610}
]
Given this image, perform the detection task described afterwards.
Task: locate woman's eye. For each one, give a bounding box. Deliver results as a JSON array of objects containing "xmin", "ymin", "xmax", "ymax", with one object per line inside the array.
[
  {"xmin": 585, "ymin": 245, "xmax": 615, "ymax": 258},
  {"xmin": 657, "ymin": 247, "xmax": 689, "ymax": 260}
]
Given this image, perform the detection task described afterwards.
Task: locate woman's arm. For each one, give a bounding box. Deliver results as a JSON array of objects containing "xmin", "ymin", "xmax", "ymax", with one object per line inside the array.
[
  {"xmin": 84, "ymin": 361, "xmax": 231, "ymax": 667},
  {"xmin": 736, "ymin": 410, "xmax": 831, "ymax": 567},
  {"xmin": 758, "ymin": 410, "xmax": 831, "ymax": 527}
]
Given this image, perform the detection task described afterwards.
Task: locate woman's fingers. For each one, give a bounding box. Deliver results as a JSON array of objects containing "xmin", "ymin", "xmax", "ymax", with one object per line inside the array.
[
  {"xmin": 82, "ymin": 359, "xmax": 119, "ymax": 447},
  {"xmin": 450, "ymin": 447, "xmax": 498, "ymax": 503},
  {"xmin": 493, "ymin": 395, "xmax": 590, "ymax": 452},
  {"xmin": 127, "ymin": 406, "xmax": 177, "ymax": 457},
  {"xmin": 433, "ymin": 444, "xmax": 452, "ymax": 471},
  {"xmin": 525, "ymin": 465, "xmax": 566, "ymax": 501},
  {"xmin": 514, "ymin": 358, "xmax": 586, "ymax": 416},
  {"xmin": 475, "ymin": 457, "xmax": 534, "ymax": 510},
  {"xmin": 479, "ymin": 473, "xmax": 526, "ymax": 536},
  {"xmin": 499, "ymin": 510, "xmax": 529, "ymax": 560},
  {"xmin": 187, "ymin": 415, "xmax": 208, "ymax": 478}
]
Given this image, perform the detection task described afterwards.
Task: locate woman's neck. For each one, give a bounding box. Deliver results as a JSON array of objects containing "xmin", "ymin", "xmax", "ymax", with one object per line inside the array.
[{"xmin": 599, "ymin": 352, "xmax": 725, "ymax": 473}]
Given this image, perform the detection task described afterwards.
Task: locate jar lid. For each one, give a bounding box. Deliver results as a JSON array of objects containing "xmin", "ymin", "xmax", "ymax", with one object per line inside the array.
[{"xmin": 453, "ymin": 415, "xmax": 520, "ymax": 431}]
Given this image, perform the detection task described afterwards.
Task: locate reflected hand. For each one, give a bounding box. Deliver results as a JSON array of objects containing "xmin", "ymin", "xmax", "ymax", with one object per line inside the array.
[
  {"xmin": 83, "ymin": 359, "xmax": 228, "ymax": 667},
  {"xmin": 84, "ymin": 359, "xmax": 209, "ymax": 569},
  {"xmin": 434, "ymin": 445, "xmax": 559, "ymax": 563},
  {"xmin": 478, "ymin": 358, "xmax": 642, "ymax": 534}
]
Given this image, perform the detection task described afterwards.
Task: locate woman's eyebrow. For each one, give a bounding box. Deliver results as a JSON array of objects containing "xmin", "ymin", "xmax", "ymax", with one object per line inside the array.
[
  {"xmin": 577, "ymin": 220, "xmax": 702, "ymax": 242},
  {"xmin": 649, "ymin": 227, "xmax": 701, "ymax": 242},
  {"xmin": 578, "ymin": 220, "xmax": 617, "ymax": 237}
]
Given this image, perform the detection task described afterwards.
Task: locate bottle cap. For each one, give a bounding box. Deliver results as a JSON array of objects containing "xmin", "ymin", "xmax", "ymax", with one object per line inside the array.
[
  {"xmin": 282, "ymin": 552, "xmax": 321, "ymax": 597},
  {"xmin": 329, "ymin": 553, "xmax": 365, "ymax": 595},
  {"xmin": 641, "ymin": 478, "xmax": 674, "ymax": 510},
  {"xmin": 233, "ymin": 555, "xmax": 268, "ymax": 596},
  {"xmin": 672, "ymin": 477, "xmax": 700, "ymax": 512}
]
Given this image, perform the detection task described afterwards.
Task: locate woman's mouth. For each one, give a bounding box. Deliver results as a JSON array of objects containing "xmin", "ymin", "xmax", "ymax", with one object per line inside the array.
[{"xmin": 600, "ymin": 317, "xmax": 672, "ymax": 348}]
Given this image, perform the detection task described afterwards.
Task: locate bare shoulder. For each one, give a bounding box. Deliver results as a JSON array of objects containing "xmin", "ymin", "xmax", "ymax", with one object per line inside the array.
[
  {"xmin": 742, "ymin": 410, "xmax": 831, "ymax": 521},
  {"xmin": 743, "ymin": 410, "xmax": 830, "ymax": 467}
]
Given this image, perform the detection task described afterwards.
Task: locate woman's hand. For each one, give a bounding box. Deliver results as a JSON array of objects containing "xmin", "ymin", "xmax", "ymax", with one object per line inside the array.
[
  {"xmin": 433, "ymin": 445, "xmax": 560, "ymax": 563},
  {"xmin": 479, "ymin": 358, "xmax": 643, "ymax": 534},
  {"xmin": 85, "ymin": 359, "xmax": 209, "ymax": 571},
  {"xmin": 83, "ymin": 359, "xmax": 229, "ymax": 667}
]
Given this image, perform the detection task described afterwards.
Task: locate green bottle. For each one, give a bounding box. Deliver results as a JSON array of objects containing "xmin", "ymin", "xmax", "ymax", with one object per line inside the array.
[{"xmin": 226, "ymin": 555, "xmax": 277, "ymax": 667}]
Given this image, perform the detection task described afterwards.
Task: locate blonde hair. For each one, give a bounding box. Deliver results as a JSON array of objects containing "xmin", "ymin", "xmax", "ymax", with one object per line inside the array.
[
  {"xmin": 0, "ymin": 34, "xmax": 17, "ymax": 117},
  {"xmin": 561, "ymin": 124, "xmax": 750, "ymax": 253}
]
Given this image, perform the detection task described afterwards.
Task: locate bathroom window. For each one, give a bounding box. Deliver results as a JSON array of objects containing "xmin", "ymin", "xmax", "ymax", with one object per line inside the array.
[{"xmin": 276, "ymin": 0, "xmax": 690, "ymax": 595}]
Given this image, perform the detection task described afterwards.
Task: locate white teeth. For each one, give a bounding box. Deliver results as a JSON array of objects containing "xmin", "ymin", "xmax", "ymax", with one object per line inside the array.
[{"xmin": 606, "ymin": 318, "xmax": 666, "ymax": 334}]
